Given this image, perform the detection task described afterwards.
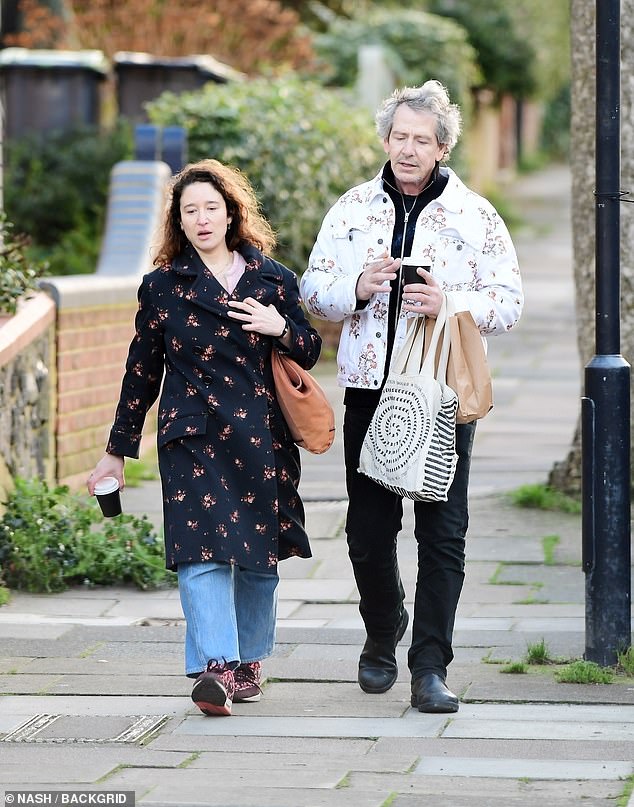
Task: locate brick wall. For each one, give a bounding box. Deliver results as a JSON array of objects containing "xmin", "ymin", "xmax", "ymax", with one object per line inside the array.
[{"xmin": 41, "ymin": 275, "xmax": 158, "ymax": 490}]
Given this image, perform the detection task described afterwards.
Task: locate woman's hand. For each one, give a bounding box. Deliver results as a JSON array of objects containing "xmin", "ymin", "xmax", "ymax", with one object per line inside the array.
[
  {"xmin": 86, "ymin": 454, "xmax": 125, "ymax": 496},
  {"xmin": 227, "ymin": 298, "xmax": 287, "ymax": 337},
  {"xmin": 402, "ymin": 267, "xmax": 443, "ymax": 318}
]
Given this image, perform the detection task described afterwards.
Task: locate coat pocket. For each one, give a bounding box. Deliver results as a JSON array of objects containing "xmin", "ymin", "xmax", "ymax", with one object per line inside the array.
[{"xmin": 157, "ymin": 413, "xmax": 209, "ymax": 448}]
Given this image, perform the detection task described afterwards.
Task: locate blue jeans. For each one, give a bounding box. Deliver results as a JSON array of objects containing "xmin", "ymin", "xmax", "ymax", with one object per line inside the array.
[{"xmin": 177, "ymin": 561, "xmax": 279, "ymax": 678}]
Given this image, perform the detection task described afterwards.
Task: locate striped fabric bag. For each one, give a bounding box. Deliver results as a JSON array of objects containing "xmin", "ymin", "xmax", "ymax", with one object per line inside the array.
[{"xmin": 358, "ymin": 295, "xmax": 458, "ymax": 501}]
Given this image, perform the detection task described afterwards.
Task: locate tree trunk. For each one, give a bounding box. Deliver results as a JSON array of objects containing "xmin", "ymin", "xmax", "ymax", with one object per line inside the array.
[{"xmin": 549, "ymin": 0, "xmax": 634, "ymax": 496}]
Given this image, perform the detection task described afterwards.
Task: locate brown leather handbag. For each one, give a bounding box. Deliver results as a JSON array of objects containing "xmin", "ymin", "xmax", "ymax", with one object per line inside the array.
[{"xmin": 271, "ymin": 351, "xmax": 335, "ymax": 454}]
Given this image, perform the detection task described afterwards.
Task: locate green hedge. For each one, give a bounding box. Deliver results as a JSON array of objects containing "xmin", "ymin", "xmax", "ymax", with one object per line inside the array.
[
  {"xmin": 3, "ymin": 122, "xmax": 132, "ymax": 276},
  {"xmin": 146, "ymin": 75, "xmax": 383, "ymax": 273}
]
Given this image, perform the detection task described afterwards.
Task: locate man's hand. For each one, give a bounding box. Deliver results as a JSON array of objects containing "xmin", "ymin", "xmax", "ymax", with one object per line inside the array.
[
  {"xmin": 402, "ymin": 267, "xmax": 443, "ymax": 318},
  {"xmin": 356, "ymin": 256, "xmax": 400, "ymax": 301}
]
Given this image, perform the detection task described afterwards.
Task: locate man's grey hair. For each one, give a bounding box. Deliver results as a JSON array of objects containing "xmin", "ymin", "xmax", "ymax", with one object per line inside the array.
[{"xmin": 375, "ymin": 80, "xmax": 462, "ymax": 159}]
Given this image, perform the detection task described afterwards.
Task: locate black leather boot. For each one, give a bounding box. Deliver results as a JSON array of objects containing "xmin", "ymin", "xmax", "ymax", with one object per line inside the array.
[
  {"xmin": 410, "ymin": 672, "xmax": 459, "ymax": 713},
  {"xmin": 358, "ymin": 608, "xmax": 409, "ymax": 694}
]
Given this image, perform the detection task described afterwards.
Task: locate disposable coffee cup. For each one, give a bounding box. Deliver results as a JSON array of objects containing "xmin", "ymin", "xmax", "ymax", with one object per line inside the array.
[{"xmin": 94, "ymin": 476, "xmax": 122, "ymax": 518}]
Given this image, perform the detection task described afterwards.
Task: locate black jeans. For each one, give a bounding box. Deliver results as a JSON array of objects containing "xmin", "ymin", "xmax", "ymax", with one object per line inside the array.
[{"xmin": 343, "ymin": 405, "xmax": 476, "ymax": 681}]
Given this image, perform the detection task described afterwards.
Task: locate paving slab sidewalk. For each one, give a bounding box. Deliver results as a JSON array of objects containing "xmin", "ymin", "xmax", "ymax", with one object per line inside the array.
[{"xmin": 1, "ymin": 164, "xmax": 634, "ymax": 807}]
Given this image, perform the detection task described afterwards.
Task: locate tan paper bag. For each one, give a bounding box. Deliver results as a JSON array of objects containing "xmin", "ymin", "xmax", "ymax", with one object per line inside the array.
[{"xmin": 423, "ymin": 295, "xmax": 493, "ymax": 424}]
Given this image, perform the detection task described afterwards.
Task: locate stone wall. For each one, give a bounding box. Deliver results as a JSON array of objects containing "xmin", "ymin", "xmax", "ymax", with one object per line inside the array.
[{"xmin": 0, "ymin": 293, "xmax": 56, "ymax": 508}]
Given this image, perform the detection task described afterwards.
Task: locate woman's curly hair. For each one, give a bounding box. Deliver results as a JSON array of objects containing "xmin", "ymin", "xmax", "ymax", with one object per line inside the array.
[{"xmin": 153, "ymin": 158, "xmax": 275, "ymax": 266}]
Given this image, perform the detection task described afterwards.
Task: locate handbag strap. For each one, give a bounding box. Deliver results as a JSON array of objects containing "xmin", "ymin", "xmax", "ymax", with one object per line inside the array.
[
  {"xmin": 420, "ymin": 294, "xmax": 450, "ymax": 384},
  {"xmin": 391, "ymin": 317, "xmax": 425, "ymax": 375},
  {"xmin": 392, "ymin": 295, "xmax": 449, "ymax": 380}
]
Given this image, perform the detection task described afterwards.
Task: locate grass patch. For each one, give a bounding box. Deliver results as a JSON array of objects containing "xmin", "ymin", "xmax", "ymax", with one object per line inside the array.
[
  {"xmin": 488, "ymin": 563, "xmax": 532, "ymax": 587},
  {"xmin": 617, "ymin": 646, "xmax": 634, "ymax": 676},
  {"xmin": 0, "ymin": 585, "xmax": 10, "ymax": 606},
  {"xmin": 526, "ymin": 638, "xmax": 552, "ymax": 665},
  {"xmin": 617, "ymin": 774, "xmax": 634, "ymax": 807},
  {"xmin": 336, "ymin": 773, "xmax": 351, "ymax": 789},
  {"xmin": 516, "ymin": 595, "xmax": 548, "ymax": 605},
  {"xmin": 509, "ymin": 483, "xmax": 581, "ymax": 514},
  {"xmin": 78, "ymin": 642, "xmax": 104, "ymax": 659},
  {"xmin": 542, "ymin": 534, "xmax": 560, "ymax": 565},
  {"xmin": 501, "ymin": 661, "xmax": 528, "ymax": 674},
  {"xmin": 555, "ymin": 660, "xmax": 614, "ymax": 684},
  {"xmin": 178, "ymin": 752, "xmax": 201, "ymax": 769},
  {"xmin": 483, "ymin": 653, "xmax": 511, "ymax": 665}
]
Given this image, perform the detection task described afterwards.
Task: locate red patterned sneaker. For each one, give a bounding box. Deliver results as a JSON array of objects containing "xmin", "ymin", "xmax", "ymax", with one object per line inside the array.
[
  {"xmin": 191, "ymin": 660, "xmax": 235, "ymax": 716},
  {"xmin": 233, "ymin": 661, "xmax": 262, "ymax": 703}
]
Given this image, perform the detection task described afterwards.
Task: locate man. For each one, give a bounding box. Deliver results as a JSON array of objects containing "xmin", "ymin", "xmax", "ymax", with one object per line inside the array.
[{"xmin": 300, "ymin": 81, "xmax": 523, "ymax": 713}]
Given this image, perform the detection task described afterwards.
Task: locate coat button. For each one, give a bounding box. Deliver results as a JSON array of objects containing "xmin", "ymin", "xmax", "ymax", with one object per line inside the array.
[
  {"xmin": 207, "ymin": 405, "xmax": 215, "ymax": 413},
  {"xmin": 457, "ymin": 244, "xmax": 463, "ymax": 250},
  {"xmin": 203, "ymin": 375, "xmax": 213, "ymax": 384},
  {"xmin": 193, "ymin": 345, "xmax": 203, "ymax": 355},
  {"xmin": 378, "ymin": 239, "xmax": 383, "ymax": 245}
]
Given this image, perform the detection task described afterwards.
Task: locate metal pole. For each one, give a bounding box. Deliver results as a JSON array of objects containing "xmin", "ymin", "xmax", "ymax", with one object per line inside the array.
[{"xmin": 582, "ymin": 0, "xmax": 631, "ymax": 666}]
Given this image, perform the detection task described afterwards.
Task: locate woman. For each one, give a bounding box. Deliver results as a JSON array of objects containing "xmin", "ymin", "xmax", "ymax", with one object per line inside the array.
[{"xmin": 87, "ymin": 159, "xmax": 321, "ymax": 716}]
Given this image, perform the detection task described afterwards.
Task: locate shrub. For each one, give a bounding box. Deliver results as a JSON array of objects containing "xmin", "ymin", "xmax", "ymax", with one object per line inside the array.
[
  {"xmin": 0, "ymin": 213, "xmax": 48, "ymax": 315},
  {"xmin": 3, "ymin": 122, "xmax": 132, "ymax": 275},
  {"xmin": 313, "ymin": 7, "xmax": 479, "ymax": 108},
  {"xmin": 0, "ymin": 477, "xmax": 175, "ymax": 593},
  {"xmin": 146, "ymin": 74, "xmax": 383, "ymax": 273}
]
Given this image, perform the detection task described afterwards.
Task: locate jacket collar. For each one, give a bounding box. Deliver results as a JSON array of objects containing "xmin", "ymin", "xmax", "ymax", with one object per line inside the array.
[
  {"xmin": 170, "ymin": 242, "xmax": 281, "ymax": 280},
  {"xmin": 168, "ymin": 242, "xmax": 284, "ymax": 316},
  {"xmin": 369, "ymin": 163, "xmax": 488, "ymax": 250},
  {"xmin": 367, "ymin": 162, "xmax": 460, "ymax": 205}
]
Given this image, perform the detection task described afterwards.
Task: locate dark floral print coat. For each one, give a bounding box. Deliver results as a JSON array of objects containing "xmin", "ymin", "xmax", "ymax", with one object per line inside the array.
[{"xmin": 106, "ymin": 242, "xmax": 322, "ymax": 573}]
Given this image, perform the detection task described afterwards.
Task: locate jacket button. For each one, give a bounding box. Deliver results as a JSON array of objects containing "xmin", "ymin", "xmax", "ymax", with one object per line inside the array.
[
  {"xmin": 375, "ymin": 332, "xmax": 381, "ymax": 338},
  {"xmin": 457, "ymin": 244, "xmax": 463, "ymax": 250},
  {"xmin": 378, "ymin": 239, "xmax": 383, "ymax": 245},
  {"xmin": 203, "ymin": 375, "xmax": 213, "ymax": 384},
  {"xmin": 207, "ymin": 405, "xmax": 215, "ymax": 413},
  {"xmin": 193, "ymin": 345, "xmax": 203, "ymax": 355}
]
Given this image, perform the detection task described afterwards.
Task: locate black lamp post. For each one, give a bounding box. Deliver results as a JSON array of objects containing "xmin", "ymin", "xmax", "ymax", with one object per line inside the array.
[{"xmin": 582, "ymin": 0, "xmax": 631, "ymax": 666}]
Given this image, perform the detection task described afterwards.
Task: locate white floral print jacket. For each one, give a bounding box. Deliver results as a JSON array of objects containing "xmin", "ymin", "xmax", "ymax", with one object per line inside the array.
[{"xmin": 300, "ymin": 166, "xmax": 524, "ymax": 390}]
